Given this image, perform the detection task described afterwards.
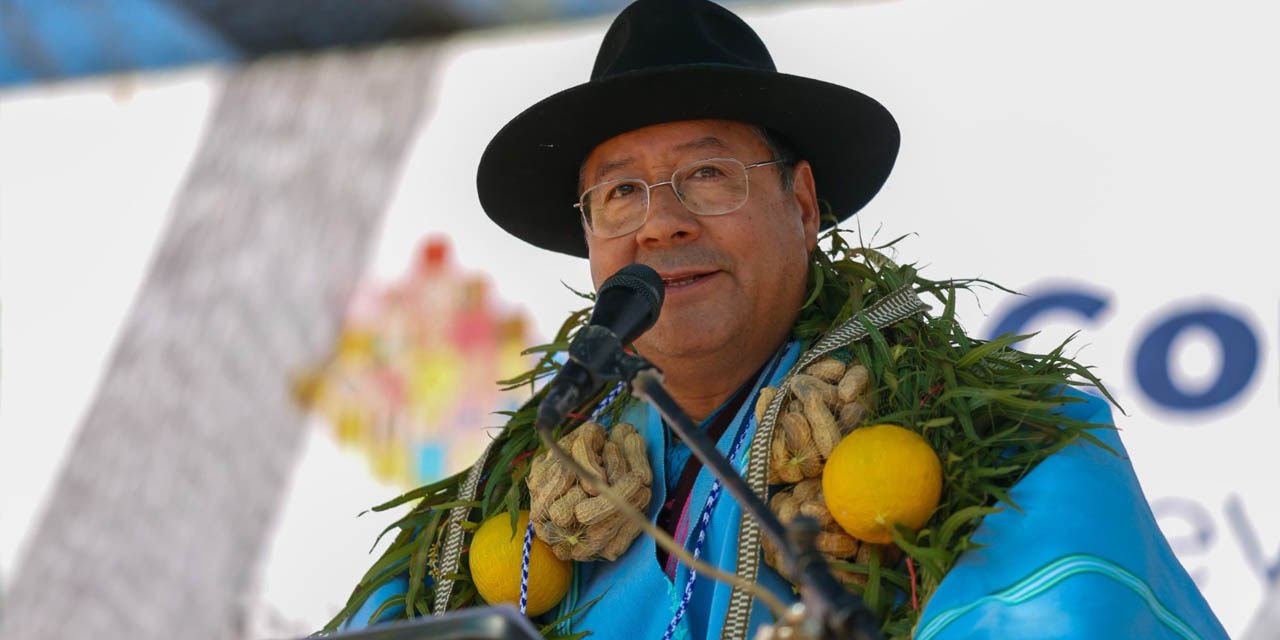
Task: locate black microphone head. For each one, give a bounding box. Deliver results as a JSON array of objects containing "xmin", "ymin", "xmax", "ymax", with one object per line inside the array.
[
  {"xmin": 600, "ymin": 263, "xmax": 665, "ymax": 313},
  {"xmin": 591, "ymin": 264, "xmax": 665, "ymax": 344}
]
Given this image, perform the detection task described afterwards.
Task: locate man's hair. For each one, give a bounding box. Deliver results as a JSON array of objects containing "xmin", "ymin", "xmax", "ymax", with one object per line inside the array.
[{"xmin": 754, "ymin": 126, "xmax": 798, "ymax": 193}]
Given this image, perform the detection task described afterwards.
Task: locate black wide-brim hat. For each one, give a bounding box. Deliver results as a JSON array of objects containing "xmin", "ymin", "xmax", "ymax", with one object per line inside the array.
[{"xmin": 477, "ymin": 0, "xmax": 899, "ymax": 258}]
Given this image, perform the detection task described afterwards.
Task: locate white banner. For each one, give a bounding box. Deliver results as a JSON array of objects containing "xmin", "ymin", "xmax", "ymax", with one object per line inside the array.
[{"xmin": 2, "ymin": 1, "xmax": 1276, "ymax": 637}]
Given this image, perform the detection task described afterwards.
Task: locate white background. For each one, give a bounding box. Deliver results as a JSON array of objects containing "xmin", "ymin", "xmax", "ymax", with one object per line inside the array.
[{"xmin": 2, "ymin": 1, "xmax": 1276, "ymax": 636}]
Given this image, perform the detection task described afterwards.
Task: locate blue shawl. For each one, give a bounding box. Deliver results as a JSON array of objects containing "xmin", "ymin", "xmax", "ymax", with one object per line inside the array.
[{"xmin": 344, "ymin": 352, "xmax": 1226, "ymax": 638}]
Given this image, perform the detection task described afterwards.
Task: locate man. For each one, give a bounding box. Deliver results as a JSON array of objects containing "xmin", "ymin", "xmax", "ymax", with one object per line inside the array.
[{"xmin": 339, "ymin": 1, "xmax": 1227, "ymax": 638}]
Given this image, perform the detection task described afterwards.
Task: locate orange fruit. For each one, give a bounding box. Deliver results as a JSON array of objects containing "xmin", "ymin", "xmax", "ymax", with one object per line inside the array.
[
  {"xmin": 468, "ymin": 510, "xmax": 571, "ymax": 616},
  {"xmin": 821, "ymin": 424, "xmax": 942, "ymax": 544}
]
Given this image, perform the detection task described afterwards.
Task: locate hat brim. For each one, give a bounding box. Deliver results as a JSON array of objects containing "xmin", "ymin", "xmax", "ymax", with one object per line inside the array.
[{"xmin": 477, "ymin": 64, "xmax": 900, "ymax": 258}]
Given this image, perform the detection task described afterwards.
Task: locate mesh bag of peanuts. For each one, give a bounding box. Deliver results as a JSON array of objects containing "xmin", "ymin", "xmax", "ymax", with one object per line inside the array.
[
  {"xmin": 758, "ymin": 355, "xmax": 900, "ymax": 583},
  {"xmin": 524, "ymin": 354, "xmax": 891, "ymax": 572},
  {"xmin": 526, "ymin": 421, "xmax": 653, "ymax": 562}
]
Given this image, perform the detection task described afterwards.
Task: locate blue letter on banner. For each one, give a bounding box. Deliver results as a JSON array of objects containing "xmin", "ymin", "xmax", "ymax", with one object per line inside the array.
[
  {"xmin": 1134, "ymin": 308, "xmax": 1259, "ymax": 411},
  {"xmin": 988, "ymin": 289, "xmax": 1110, "ymax": 342}
]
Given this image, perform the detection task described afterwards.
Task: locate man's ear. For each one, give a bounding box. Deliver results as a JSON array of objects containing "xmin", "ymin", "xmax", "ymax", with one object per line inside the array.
[{"xmin": 791, "ymin": 160, "xmax": 820, "ymax": 251}]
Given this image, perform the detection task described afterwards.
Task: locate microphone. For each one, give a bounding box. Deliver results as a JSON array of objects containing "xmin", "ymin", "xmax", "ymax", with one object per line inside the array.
[{"xmin": 537, "ymin": 264, "xmax": 665, "ymax": 428}]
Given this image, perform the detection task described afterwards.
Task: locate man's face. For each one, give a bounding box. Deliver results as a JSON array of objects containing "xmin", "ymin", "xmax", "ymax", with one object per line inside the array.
[{"xmin": 581, "ymin": 119, "xmax": 820, "ymax": 365}]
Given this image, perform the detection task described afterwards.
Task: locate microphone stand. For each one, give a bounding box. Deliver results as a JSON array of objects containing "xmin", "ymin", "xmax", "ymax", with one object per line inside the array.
[{"xmin": 615, "ymin": 354, "xmax": 882, "ymax": 640}]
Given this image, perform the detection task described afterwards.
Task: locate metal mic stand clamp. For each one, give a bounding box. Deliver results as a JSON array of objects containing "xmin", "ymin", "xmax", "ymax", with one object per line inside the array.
[{"xmin": 565, "ymin": 325, "xmax": 662, "ymax": 401}]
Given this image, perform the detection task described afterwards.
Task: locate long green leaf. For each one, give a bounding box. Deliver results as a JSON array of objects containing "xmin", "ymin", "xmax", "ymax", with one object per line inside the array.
[
  {"xmin": 937, "ymin": 505, "xmax": 1002, "ymax": 550},
  {"xmin": 954, "ymin": 332, "xmax": 1038, "ymax": 369},
  {"xmin": 365, "ymin": 471, "xmax": 467, "ymax": 513},
  {"xmin": 539, "ymin": 591, "xmax": 606, "ymax": 635}
]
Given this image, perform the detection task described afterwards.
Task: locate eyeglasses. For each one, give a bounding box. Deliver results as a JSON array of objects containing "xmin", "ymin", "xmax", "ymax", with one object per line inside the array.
[{"xmin": 575, "ymin": 157, "xmax": 786, "ymax": 238}]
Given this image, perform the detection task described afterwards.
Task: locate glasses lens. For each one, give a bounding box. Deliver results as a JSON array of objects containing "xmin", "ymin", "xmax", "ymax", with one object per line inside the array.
[
  {"xmin": 674, "ymin": 158, "xmax": 748, "ymax": 216},
  {"xmin": 582, "ymin": 179, "xmax": 648, "ymax": 238}
]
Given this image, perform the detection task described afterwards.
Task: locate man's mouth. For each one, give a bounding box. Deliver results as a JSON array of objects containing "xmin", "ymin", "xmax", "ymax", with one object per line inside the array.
[{"xmin": 661, "ymin": 271, "xmax": 715, "ymax": 289}]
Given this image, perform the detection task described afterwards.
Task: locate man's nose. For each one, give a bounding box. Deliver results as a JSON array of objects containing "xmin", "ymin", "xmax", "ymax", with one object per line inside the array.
[{"xmin": 636, "ymin": 183, "xmax": 700, "ymax": 246}]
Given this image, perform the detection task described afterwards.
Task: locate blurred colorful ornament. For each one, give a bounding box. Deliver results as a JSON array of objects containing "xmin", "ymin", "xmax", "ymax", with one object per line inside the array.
[{"xmin": 297, "ymin": 236, "xmax": 535, "ymax": 487}]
